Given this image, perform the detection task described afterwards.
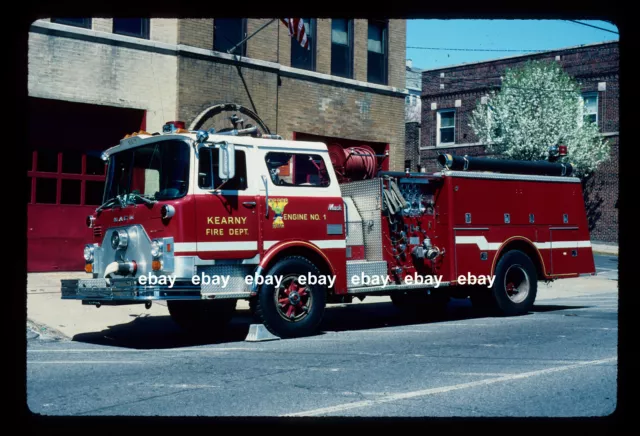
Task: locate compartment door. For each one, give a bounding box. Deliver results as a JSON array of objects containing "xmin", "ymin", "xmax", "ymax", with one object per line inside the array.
[{"xmin": 549, "ymin": 227, "xmax": 595, "ymax": 276}]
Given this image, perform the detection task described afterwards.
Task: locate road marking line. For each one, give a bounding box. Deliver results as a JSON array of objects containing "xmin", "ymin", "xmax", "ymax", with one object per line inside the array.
[
  {"xmin": 281, "ymin": 356, "xmax": 617, "ymax": 417},
  {"xmin": 568, "ymin": 307, "xmax": 618, "ymax": 311},
  {"xmin": 28, "ymin": 360, "xmax": 145, "ymax": 364},
  {"xmin": 557, "ymin": 295, "xmax": 618, "ymax": 298},
  {"xmin": 27, "ymin": 347, "xmax": 263, "ymax": 353},
  {"xmin": 438, "ymin": 323, "xmax": 504, "ymax": 326},
  {"xmin": 149, "ymin": 384, "xmax": 220, "ymax": 389},
  {"xmin": 348, "ymin": 330, "xmax": 435, "ymax": 334},
  {"xmin": 441, "ymin": 372, "xmax": 514, "ymax": 376}
]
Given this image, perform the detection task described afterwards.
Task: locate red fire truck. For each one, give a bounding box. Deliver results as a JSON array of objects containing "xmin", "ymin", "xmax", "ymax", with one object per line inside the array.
[{"xmin": 62, "ymin": 121, "xmax": 596, "ymax": 338}]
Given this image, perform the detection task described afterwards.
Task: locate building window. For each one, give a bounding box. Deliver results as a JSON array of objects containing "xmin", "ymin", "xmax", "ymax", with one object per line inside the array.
[
  {"xmin": 331, "ymin": 19, "xmax": 353, "ymax": 78},
  {"xmin": 437, "ymin": 109, "xmax": 456, "ymax": 145},
  {"xmin": 51, "ymin": 18, "xmax": 92, "ymax": 29},
  {"xmin": 85, "ymin": 181, "xmax": 105, "ymax": 206},
  {"xmin": 113, "ymin": 18, "xmax": 150, "ymax": 39},
  {"xmin": 28, "ymin": 149, "xmax": 107, "ymax": 207},
  {"xmin": 35, "ymin": 178, "xmax": 57, "ymax": 204},
  {"xmin": 36, "ymin": 149, "xmax": 59, "ymax": 172},
  {"xmin": 582, "ymin": 92, "xmax": 598, "ymax": 125},
  {"xmin": 290, "ymin": 19, "xmax": 316, "ymax": 71},
  {"xmin": 214, "ymin": 19, "xmax": 247, "ymax": 55},
  {"xmin": 367, "ymin": 20, "xmax": 387, "ymax": 85},
  {"xmin": 61, "ymin": 179, "xmax": 82, "ymax": 205}
]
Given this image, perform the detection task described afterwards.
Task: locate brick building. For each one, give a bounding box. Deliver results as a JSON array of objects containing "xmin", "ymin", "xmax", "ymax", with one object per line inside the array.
[
  {"xmin": 404, "ymin": 59, "xmax": 422, "ymax": 170},
  {"xmin": 28, "ymin": 18, "xmax": 407, "ymax": 271},
  {"xmin": 411, "ymin": 41, "xmax": 618, "ymax": 243}
]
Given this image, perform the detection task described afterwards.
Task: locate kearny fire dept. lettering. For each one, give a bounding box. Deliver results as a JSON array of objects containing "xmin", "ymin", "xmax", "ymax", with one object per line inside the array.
[
  {"xmin": 207, "ymin": 216, "xmax": 247, "ymax": 225},
  {"xmin": 64, "ymin": 120, "xmax": 596, "ymax": 339}
]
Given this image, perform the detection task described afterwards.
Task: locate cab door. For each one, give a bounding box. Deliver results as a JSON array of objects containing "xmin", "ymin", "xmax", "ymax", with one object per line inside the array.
[
  {"xmin": 195, "ymin": 144, "xmax": 259, "ymax": 261},
  {"xmin": 258, "ymin": 150, "xmax": 342, "ymax": 252}
]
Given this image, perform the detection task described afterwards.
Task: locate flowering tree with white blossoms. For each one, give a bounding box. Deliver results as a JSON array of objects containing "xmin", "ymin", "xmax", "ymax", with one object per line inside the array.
[{"xmin": 469, "ymin": 60, "xmax": 610, "ymax": 178}]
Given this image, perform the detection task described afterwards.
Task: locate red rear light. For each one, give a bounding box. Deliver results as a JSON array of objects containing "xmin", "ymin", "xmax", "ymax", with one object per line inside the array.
[{"xmin": 558, "ymin": 145, "xmax": 568, "ymax": 156}]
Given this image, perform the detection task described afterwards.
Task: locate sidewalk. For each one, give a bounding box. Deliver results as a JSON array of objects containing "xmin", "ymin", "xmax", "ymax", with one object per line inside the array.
[
  {"xmin": 26, "ymin": 271, "xmax": 617, "ymax": 340},
  {"xmin": 591, "ymin": 241, "xmax": 618, "ymax": 256}
]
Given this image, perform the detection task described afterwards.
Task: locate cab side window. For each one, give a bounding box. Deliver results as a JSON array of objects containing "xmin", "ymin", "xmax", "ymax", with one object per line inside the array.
[
  {"xmin": 198, "ymin": 147, "xmax": 247, "ymax": 191},
  {"xmin": 265, "ymin": 152, "xmax": 330, "ymax": 187}
]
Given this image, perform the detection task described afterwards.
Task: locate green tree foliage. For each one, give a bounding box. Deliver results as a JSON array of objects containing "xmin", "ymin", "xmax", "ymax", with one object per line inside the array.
[{"xmin": 469, "ymin": 60, "xmax": 609, "ymax": 177}]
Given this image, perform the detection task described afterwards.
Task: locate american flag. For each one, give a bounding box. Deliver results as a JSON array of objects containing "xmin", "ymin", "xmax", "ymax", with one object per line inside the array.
[{"xmin": 281, "ymin": 19, "xmax": 310, "ymax": 50}]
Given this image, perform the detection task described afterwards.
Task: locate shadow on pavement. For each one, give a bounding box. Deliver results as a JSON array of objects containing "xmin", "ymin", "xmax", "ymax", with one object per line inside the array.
[{"xmin": 71, "ymin": 298, "xmax": 591, "ymax": 350}]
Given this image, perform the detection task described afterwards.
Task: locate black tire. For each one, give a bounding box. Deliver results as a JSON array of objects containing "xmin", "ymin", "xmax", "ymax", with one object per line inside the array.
[
  {"xmin": 254, "ymin": 256, "xmax": 327, "ymax": 338},
  {"xmin": 475, "ymin": 250, "xmax": 538, "ymax": 316},
  {"xmin": 167, "ymin": 299, "xmax": 237, "ymax": 334}
]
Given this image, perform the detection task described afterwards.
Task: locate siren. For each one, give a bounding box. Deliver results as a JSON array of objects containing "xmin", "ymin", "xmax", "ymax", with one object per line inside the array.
[
  {"xmin": 558, "ymin": 144, "xmax": 568, "ymax": 156},
  {"xmin": 163, "ymin": 121, "xmax": 187, "ymax": 133}
]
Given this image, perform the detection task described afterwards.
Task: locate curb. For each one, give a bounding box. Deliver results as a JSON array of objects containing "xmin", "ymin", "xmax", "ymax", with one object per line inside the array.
[
  {"xmin": 592, "ymin": 250, "xmax": 618, "ymax": 257},
  {"xmin": 27, "ymin": 318, "xmax": 70, "ymax": 341}
]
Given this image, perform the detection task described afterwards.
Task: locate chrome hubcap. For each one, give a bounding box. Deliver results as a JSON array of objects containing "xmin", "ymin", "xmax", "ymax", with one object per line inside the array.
[{"xmin": 504, "ymin": 264, "xmax": 530, "ymax": 304}]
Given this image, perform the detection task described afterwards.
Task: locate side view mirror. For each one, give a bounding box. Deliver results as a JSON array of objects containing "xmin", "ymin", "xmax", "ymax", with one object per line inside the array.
[{"xmin": 217, "ymin": 141, "xmax": 235, "ymax": 181}]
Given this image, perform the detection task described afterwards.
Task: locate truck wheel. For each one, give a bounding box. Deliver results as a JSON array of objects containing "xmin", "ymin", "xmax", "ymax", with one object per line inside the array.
[
  {"xmin": 254, "ymin": 256, "xmax": 326, "ymax": 338},
  {"xmin": 485, "ymin": 250, "xmax": 538, "ymax": 316},
  {"xmin": 167, "ymin": 299, "xmax": 237, "ymax": 334}
]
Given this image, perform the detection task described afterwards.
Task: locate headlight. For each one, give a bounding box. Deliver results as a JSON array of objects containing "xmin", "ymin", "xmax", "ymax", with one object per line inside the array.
[
  {"xmin": 161, "ymin": 204, "xmax": 175, "ymax": 219},
  {"xmin": 84, "ymin": 245, "xmax": 94, "ymax": 262},
  {"xmin": 111, "ymin": 229, "xmax": 128, "ymax": 250},
  {"xmin": 151, "ymin": 240, "xmax": 163, "ymax": 258}
]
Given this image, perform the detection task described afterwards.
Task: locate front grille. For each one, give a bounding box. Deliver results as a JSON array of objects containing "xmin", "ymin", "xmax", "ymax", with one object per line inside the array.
[{"xmin": 93, "ymin": 226, "xmax": 102, "ymax": 239}]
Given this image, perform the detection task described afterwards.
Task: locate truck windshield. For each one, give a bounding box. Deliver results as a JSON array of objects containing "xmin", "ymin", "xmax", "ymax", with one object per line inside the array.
[{"xmin": 104, "ymin": 139, "xmax": 190, "ymax": 203}]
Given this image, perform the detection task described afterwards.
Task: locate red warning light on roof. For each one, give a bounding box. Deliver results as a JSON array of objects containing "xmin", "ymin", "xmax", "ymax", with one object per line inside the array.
[
  {"xmin": 163, "ymin": 121, "xmax": 186, "ymax": 133},
  {"xmin": 558, "ymin": 144, "xmax": 568, "ymax": 156}
]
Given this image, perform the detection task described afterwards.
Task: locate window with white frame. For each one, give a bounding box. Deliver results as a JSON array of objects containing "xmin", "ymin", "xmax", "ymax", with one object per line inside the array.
[
  {"xmin": 367, "ymin": 20, "xmax": 388, "ymax": 85},
  {"xmin": 437, "ymin": 109, "xmax": 456, "ymax": 145},
  {"xmin": 582, "ymin": 92, "xmax": 598, "ymax": 125},
  {"xmin": 331, "ymin": 19, "xmax": 353, "ymax": 78}
]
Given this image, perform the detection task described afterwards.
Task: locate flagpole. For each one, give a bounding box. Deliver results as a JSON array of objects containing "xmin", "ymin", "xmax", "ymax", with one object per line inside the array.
[{"xmin": 228, "ymin": 18, "xmax": 278, "ymax": 55}]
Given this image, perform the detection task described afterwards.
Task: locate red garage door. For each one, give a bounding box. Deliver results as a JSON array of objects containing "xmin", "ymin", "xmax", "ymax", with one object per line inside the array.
[{"xmin": 27, "ymin": 98, "xmax": 145, "ymax": 272}]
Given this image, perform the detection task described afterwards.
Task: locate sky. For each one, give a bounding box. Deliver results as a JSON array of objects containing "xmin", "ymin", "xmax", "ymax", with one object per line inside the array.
[{"xmin": 406, "ymin": 20, "xmax": 619, "ymax": 71}]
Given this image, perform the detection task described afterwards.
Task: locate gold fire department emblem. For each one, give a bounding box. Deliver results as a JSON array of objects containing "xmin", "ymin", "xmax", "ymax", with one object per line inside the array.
[{"xmin": 268, "ymin": 198, "xmax": 289, "ymax": 228}]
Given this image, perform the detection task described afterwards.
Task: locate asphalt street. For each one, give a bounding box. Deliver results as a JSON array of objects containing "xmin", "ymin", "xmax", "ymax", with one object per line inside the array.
[{"xmin": 26, "ymin": 255, "xmax": 618, "ymax": 417}]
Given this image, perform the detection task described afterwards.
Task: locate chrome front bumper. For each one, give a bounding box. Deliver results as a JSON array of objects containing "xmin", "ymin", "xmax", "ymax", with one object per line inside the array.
[{"xmin": 61, "ymin": 278, "xmax": 202, "ymax": 302}]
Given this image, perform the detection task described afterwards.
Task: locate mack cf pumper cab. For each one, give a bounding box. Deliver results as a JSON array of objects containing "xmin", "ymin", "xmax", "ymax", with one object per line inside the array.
[{"xmin": 62, "ymin": 121, "xmax": 596, "ymax": 338}]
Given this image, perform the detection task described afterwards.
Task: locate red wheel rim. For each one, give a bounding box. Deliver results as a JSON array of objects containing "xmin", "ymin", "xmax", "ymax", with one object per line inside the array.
[{"xmin": 274, "ymin": 274, "xmax": 312, "ymax": 322}]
